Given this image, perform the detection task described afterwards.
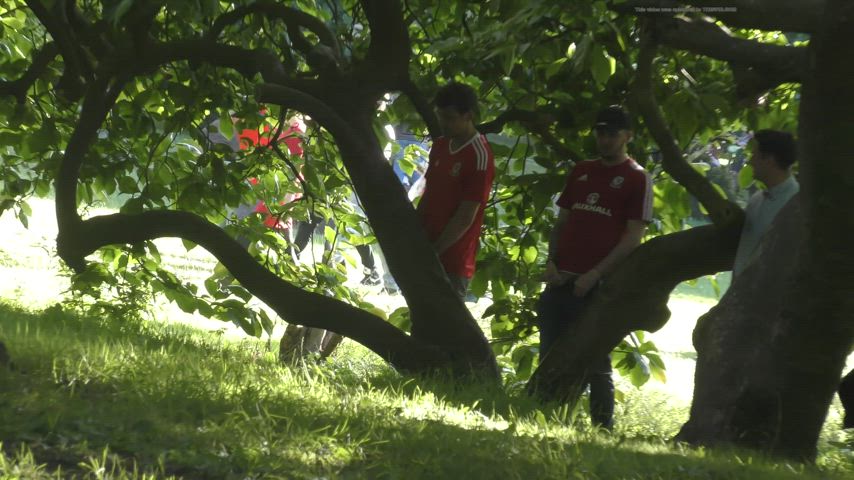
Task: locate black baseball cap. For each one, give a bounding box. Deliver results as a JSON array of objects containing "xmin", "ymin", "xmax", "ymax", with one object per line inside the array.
[{"xmin": 594, "ymin": 105, "xmax": 631, "ymax": 132}]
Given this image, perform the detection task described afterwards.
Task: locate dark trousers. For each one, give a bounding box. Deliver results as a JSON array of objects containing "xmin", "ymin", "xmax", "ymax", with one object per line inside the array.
[{"xmin": 536, "ymin": 281, "xmax": 614, "ymax": 429}]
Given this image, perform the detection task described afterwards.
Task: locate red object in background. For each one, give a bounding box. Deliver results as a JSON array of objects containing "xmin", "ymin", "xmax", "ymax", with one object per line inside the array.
[{"xmin": 239, "ymin": 118, "xmax": 304, "ymax": 231}]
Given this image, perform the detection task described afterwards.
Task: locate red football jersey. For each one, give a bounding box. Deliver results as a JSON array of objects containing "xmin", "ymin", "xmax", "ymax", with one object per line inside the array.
[
  {"xmin": 240, "ymin": 124, "xmax": 304, "ymax": 230},
  {"xmin": 419, "ymin": 134, "xmax": 495, "ymax": 278},
  {"xmin": 554, "ymin": 158, "xmax": 652, "ymax": 273}
]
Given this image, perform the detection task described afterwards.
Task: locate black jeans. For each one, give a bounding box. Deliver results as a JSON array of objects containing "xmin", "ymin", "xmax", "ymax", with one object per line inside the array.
[{"xmin": 536, "ymin": 281, "xmax": 614, "ymax": 429}]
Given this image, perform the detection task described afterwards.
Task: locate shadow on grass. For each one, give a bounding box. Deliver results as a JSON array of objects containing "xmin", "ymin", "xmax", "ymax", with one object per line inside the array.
[{"xmin": 0, "ymin": 300, "xmax": 846, "ymax": 479}]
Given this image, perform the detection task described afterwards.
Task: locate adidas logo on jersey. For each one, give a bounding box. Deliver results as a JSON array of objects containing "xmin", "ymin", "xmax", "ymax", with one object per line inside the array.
[{"xmin": 578, "ymin": 174, "xmax": 588, "ymax": 181}]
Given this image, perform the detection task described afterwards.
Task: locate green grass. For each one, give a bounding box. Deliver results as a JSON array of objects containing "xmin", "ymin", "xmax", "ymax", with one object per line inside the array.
[
  {"xmin": 2, "ymin": 199, "xmax": 854, "ymax": 478},
  {"xmin": 1, "ymin": 301, "xmax": 853, "ymax": 479}
]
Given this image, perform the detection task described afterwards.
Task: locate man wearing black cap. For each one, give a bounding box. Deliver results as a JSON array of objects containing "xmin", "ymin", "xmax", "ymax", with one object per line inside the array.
[{"xmin": 537, "ymin": 105, "xmax": 653, "ymax": 429}]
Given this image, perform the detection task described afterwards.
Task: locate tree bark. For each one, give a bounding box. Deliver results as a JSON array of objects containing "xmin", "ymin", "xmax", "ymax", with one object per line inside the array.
[
  {"xmin": 675, "ymin": 198, "xmax": 810, "ymax": 453},
  {"xmin": 678, "ymin": 0, "xmax": 854, "ymax": 460}
]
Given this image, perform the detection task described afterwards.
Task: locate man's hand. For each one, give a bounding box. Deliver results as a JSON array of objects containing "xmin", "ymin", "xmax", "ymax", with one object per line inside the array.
[
  {"xmin": 573, "ymin": 268, "xmax": 601, "ymax": 297},
  {"xmin": 542, "ymin": 260, "xmax": 562, "ymax": 285}
]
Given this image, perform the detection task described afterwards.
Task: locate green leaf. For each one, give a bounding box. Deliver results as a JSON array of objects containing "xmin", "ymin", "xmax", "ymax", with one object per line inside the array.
[
  {"xmin": 26, "ymin": 121, "xmax": 60, "ymax": 153},
  {"xmin": 491, "ymin": 278, "xmax": 508, "ymax": 300},
  {"xmin": 388, "ymin": 307, "xmax": 411, "ymax": 333},
  {"xmin": 259, "ymin": 309, "xmax": 275, "ymax": 336},
  {"xmin": 629, "ymin": 352, "xmax": 651, "ymax": 387},
  {"xmin": 17, "ymin": 209, "xmax": 28, "ymax": 228},
  {"xmin": 217, "ymin": 110, "xmax": 234, "ymax": 139},
  {"xmin": 521, "ymin": 245, "xmax": 538, "ymax": 265},
  {"xmin": 227, "ymin": 285, "xmax": 253, "ymax": 302},
  {"xmin": 173, "ymin": 291, "xmax": 197, "ymax": 314},
  {"xmin": 589, "ymin": 45, "xmax": 614, "ymax": 85},
  {"xmin": 118, "ymin": 176, "xmax": 138, "ymax": 194},
  {"xmin": 469, "ymin": 266, "xmax": 489, "ymax": 298}
]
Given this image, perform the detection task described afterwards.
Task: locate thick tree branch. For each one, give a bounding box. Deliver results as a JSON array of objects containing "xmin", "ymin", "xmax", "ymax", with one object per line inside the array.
[
  {"xmin": 0, "ymin": 42, "xmax": 59, "ymax": 103},
  {"xmin": 632, "ymin": 36, "xmax": 742, "ymax": 228},
  {"xmin": 362, "ymin": 0, "xmax": 410, "ymax": 72},
  {"xmin": 135, "ymin": 39, "xmax": 296, "ymax": 87},
  {"xmin": 477, "ymin": 109, "xmax": 557, "ymax": 134},
  {"xmin": 616, "ymin": 0, "xmax": 822, "ymax": 33},
  {"xmin": 527, "ymin": 221, "xmax": 742, "ymax": 402},
  {"xmin": 59, "ymin": 210, "xmax": 447, "ymax": 371},
  {"xmin": 24, "ymin": 0, "xmax": 89, "ymax": 100},
  {"xmin": 207, "ymin": 1, "xmax": 342, "ymax": 77},
  {"xmin": 209, "ymin": 1, "xmax": 341, "ymax": 58},
  {"xmin": 648, "ymin": 16, "xmax": 807, "ymax": 86},
  {"xmin": 55, "ymin": 72, "xmax": 127, "ymax": 260},
  {"xmin": 356, "ymin": 0, "xmax": 411, "ymax": 95},
  {"xmin": 681, "ymin": 0, "xmax": 822, "ymax": 33}
]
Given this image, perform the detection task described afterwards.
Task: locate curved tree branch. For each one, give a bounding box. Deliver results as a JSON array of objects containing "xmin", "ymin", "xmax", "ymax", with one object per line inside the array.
[
  {"xmin": 62, "ymin": 210, "xmax": 446, "ymax": 372},
  {"xmin": 136, "ymin": 39, "xmax": 292, "ymax": 85},
  {"xmin": 208, "ymin": 1, "xmax": 342, "ymax": 59},
  {"xmin": 632, "ymin": 34, "xmax": 742, "ymax": 228},
  {"xmin": 616, "ymin": 0, "xmax": 822, "ymax": 33},
  {"xmin": 680, "ymin": 0, "xmax": 822, "ymax": 33},
  {"xmin": 355, "ymin": 0, "xmax": 410, "ymax": 98},
  {"xmin": 207, "ymin": 0, "xmax": 342, "ymax": 78},
  {"xmin": 24, "ymin": 0, "xmax": 89, "ymax": 100},
  {"xmin": 649, "ymin": 16, "xmax": 806, "ymax": 83},
  {"xmin": 527, "ymin": 221, "xmax": 742, "ymax": 402},
  {"xmin": 361, "ymin": 0, "xmax": 410, "ymax": 75},
  {"xmin": 477, "ymin": 108, "xmax": 557, "ymax": 134},
  {"xmin": 55, "ymin": 72, "xmax": 127, "ymax": 260},
  {"xmin": 0, "ymin": 42, "xmax": 59, "ymax": 103}
]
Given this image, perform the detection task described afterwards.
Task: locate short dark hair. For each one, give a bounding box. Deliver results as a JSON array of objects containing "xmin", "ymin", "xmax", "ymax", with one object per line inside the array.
[
  {"xmin": 434, "ymin": 82, "xmax": 479, "ymax": 116},
  {"xmin": 753, "ymin": 130, "xmax": 797, "ymax": 169}
]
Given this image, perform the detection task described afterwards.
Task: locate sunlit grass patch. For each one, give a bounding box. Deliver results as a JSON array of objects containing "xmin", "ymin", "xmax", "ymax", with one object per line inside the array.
[{"xmin": 1, "ymin": 300, "xmax": 852, "ymax": 479}]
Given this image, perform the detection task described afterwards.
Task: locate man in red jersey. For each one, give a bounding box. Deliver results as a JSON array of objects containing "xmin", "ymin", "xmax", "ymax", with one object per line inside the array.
[
  {"xmin": 417, "ymin": 82, "xmax": 495, "ymax": 298},
  {"xmin": 538, "ymin": 105, "xmax": 653, "ymax": 429}
]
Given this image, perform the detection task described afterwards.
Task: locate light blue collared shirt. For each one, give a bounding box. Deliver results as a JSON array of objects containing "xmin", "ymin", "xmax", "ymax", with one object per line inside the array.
[{"xmin": 733, "ymin": 175, "xmax": 800, "ymax": 277}]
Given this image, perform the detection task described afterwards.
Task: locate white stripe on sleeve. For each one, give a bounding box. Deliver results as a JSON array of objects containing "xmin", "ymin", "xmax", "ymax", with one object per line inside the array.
[
  {"xmin": 472, "ymin": 135, "xmax": 488, "ymax": 171},
  {"xmin": 642, "ymin": 171, "xmax": 654, "ymax": 221}
]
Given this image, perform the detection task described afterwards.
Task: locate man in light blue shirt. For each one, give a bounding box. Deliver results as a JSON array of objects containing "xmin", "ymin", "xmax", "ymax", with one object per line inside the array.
[{"xmin": 732, "ymin": 130, "xmax": 800, "ymax": 277}]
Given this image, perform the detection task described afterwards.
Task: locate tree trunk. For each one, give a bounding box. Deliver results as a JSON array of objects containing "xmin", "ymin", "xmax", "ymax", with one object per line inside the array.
[
  {"xmin": 527, "ymin": 223, "xmax": 741, "ymax": 400},
  {"xmin": 678, "ymin": 2, "xmax": 854, "ymax": 459},
  {"xmin": 675, "ymin": 198, "xmax": 820, "ymax": 455},
  {"xmin": 257, "ymin": 85, "xmax": 499, "ymax": 378}
]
